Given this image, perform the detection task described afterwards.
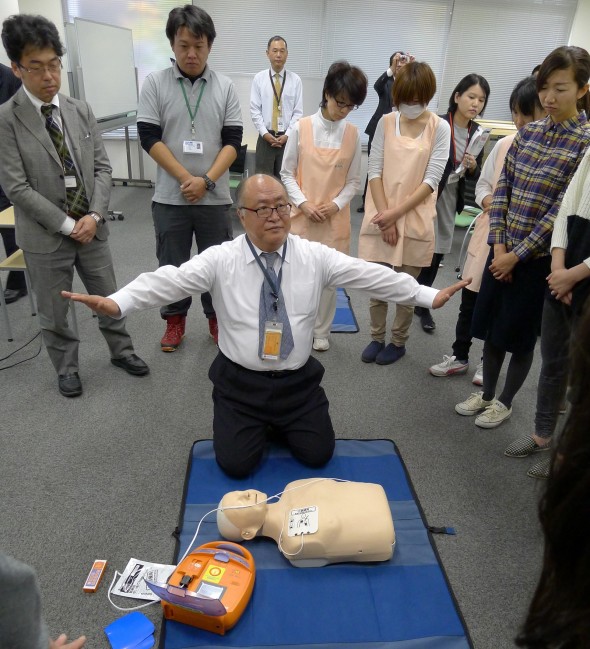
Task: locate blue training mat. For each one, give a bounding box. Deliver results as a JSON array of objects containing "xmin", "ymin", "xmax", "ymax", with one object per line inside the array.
[
  {"xmin": 160, "ymin": 439, "xmax": 473, "ymax": 649},
  {"xmin": 330, "ymin": 287, "xmax": 359, "ymax": 333}
]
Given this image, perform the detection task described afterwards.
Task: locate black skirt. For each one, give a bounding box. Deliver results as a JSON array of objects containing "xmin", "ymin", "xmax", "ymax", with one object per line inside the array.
[{"xmin": 471, "ymin": 249, "xmax": 551, "ymax": 355}]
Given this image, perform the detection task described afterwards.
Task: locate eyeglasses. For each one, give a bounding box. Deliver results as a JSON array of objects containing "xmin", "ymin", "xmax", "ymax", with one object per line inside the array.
[
  {"xmin": 240, "ymin": 203, "xmax": 291, "ymax": 219},
  {"xmin": 335, "ymin": 100, "xmax": 359, "ymax": 111},
  {"xmin": 17, "ymin": 59, "xmax": 62, "ymax": 76}
]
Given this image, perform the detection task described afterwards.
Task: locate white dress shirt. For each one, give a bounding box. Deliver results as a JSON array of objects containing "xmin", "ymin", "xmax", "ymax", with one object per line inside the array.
[
  {"xmin": 367, "ymin": 112, "xmax": 450, "ymax": 191},
  {"xmin": 111, "ymin": 234, "xmax": 438, "ymax": 371},
  {"xmin": 281, "ymin": 109, "xmax": 362, "ymax": 210},
  {"xmin": 21, "ymin": 86, "xmax": 78, "ymax": 235},
  {"xmin": 250, "ymin": 68, "xmax": 303, "ymax": 137}
]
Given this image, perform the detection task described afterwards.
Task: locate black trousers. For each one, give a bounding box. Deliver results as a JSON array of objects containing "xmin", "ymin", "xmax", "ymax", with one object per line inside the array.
[
  {"xmin": 415, "ymin": 253, "xmax": 444, "ymax": 318},
  {"xmin": 208, "ymin": 352, "xmax": 335, "ymax": 477},
  {"xmin": 152, "ymin": 202, "xmax": 232, "ymax": 319},
  {"xmin": 452, "ymin": 287, "xmax": 478, "ymax": 361},
  {"xmin": 255, "ymin": 136, "xmax": 285, "ymax": 178},
  {"xmin": 417, "ymin": 252, "xmax": 444, "ymax": 288},
  {"xmin": 360, "ymin": 137, "xmax": 373, "ymax": 204}
]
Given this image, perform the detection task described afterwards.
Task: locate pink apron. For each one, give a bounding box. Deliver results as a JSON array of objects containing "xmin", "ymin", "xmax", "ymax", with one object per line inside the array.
[
  {"xmin": 289, "ymin": 116, "xmax": 357, "ymax": 254},
  {"xmin": 358, "ymin": 111, "xmax": 439, "ymax": 267},
  {"xmin": 463, "ymin": 134, "xmax": 515, "ymax": 292}
]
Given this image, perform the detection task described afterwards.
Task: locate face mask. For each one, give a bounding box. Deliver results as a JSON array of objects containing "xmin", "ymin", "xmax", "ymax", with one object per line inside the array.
[{"xmin": 399, "ymin": 103, "xmax": 428, "ymax": 120}]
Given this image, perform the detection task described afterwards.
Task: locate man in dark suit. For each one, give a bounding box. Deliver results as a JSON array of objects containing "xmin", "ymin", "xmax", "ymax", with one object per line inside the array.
[
  {"xmin": 0, "ymin": 14, "xmax": 148, "ymax": 396},
  {"xmin": 0, "ymin": 61, "xmax": 27, "ymax": 303},
  {"xmin": 358, "ymin": 52, "xmax": 411, "ymax": 212}
]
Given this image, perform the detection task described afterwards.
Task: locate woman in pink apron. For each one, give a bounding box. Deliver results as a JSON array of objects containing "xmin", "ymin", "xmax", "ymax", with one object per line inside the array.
[
  {"xmin": 357, "ymin": 61, "xmax": 451, "ymax": 365},
  {"xmin": 429, "ymin": 76, "xmax": 546, "ymax": 383},
  {"xmin": 281, "ymin": 60, "xmax": 367, "ymax": 352}
]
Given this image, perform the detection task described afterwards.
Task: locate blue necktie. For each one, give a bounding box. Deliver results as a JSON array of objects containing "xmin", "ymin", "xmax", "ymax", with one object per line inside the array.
[{"xmin": 258, "ymin": 252, "xmax": 294, "ymax": 360}]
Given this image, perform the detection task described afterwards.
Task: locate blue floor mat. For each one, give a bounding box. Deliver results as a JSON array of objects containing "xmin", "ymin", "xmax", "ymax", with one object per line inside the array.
[
  {"xmin": 330, "ymin": 287, "xmax": 359, "ymax": 333},
  {"xmin": 160, "ymin": 440, "xmax": 472, "ymax": 649}
]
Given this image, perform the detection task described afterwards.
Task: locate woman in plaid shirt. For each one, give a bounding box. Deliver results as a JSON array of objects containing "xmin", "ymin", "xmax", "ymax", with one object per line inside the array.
[{"xmin": 455, "ymin": 46, "xmax": 590, "ymax": 430}]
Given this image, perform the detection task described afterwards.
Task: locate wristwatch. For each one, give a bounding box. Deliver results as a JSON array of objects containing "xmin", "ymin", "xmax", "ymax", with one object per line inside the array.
[
  {"xmin": 202, "ymin": 174, "xmax": 216, "ymax": 191},
  {"xmin": 89, "ymin": 211, "xmax": 103, "ymax": 225}
]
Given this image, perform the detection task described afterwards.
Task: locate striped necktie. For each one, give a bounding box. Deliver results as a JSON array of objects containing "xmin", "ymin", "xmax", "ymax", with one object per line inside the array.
[
  {"xmin": 41, "ymin": 104, "xmax": 89, "ymax": 220},
  {"xmin": 259, "ymin": 251, "xmax": 294, "ymax": 360}
]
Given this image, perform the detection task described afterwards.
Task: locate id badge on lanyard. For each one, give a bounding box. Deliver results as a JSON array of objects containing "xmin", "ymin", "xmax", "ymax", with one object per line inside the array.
[
  {"xmin": 262, "ymin": 321, "xmax": 284, "ymax": 360},
  {"xmin": 270, "ymin": 69, "xmax": 286, "ymax": 133},
  {"xmin": 180, "ymin": 78, "xmax": 206, "ymax": 155}
]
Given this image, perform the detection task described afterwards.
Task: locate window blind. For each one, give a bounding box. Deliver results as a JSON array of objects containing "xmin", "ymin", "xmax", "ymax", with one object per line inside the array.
[{"xmin": 439, "ymin": 0, "xmax": 578, "ymax": 121}]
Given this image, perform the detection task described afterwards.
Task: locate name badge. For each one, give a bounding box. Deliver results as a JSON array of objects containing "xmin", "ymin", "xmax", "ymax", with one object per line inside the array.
[
  {"xmin": 65, "ymin": 175, "xmax": 77, "ymax": 188},
  {"xmin": 262, "ymin": 321, "xmax": 283, "ymax": 360},
  {"xmin": 183, "ymin": 140, "xmax": 203, "ymax": 155},
  {"xmin": 277, "ymin": 117, "xmax": 285, "ymax": 132}
]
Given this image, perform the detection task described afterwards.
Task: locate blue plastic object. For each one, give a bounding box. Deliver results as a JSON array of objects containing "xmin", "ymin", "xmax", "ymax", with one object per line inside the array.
[{"xmin": 104, "ymin": 611, "xmax": 155, "ymax": 649}]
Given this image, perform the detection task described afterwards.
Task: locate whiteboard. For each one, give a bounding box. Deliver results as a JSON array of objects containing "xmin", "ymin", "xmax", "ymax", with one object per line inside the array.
[{"xmin": 72, "ymin": 18, "xmax": 137, "ymax": 122}]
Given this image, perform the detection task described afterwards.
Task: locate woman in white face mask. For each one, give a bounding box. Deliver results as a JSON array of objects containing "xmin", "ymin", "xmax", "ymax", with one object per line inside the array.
[
  {"xmin": 357, "ymin": 61, "xmax": 451, "ymax": 366},
  {"xmin": 415, "ymin": 73, "xmax": 490, "ymax": 333}
]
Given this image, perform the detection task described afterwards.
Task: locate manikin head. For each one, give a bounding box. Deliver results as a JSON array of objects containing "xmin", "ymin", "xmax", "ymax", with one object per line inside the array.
[{"xmin": 217, "ymin": 490, "xmax": 269, "ymax": 541}]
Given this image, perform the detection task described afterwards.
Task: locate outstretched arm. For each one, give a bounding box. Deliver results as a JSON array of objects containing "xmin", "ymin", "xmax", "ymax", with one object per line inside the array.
[
  {"xmin": 432, "ymin": 279, "xmax": 471, "ymax": 309},
  {"xmin": 61, "ymin": 291, "xmax": 120, "ymax": 318}
]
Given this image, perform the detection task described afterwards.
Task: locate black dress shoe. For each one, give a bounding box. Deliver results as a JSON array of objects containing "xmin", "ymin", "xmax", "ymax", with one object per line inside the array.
[
  {"xmin": 111, "ymin": 353, "xmax": 150, "ymax": 376},
  {"xmin": 356, "ymin": 205, "xmax": 365, "ymax": 213},
  {"xmin": 4, "ymin": 288, "xmax": 27, "ymax": 304},
  {"xmin": 420, "ymin": 310, "xmax": 436, "ymax": 333},
  {"xmin": 58, "ymin": 372, "xmax": 83, "ymax": 397}
]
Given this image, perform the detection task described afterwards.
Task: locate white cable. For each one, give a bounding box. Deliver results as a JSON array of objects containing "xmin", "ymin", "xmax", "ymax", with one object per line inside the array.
[
  {"xmin": 107, "ymin": 571, "xmax": 159, "ymax": 612},
  {"xmin": 277, "ymin": 516, "xmax": 305, "ymax": 557}
]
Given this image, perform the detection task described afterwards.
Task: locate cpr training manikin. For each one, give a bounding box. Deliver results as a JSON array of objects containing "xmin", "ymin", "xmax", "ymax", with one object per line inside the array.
[{"xmin": 216, "ymin": 478, "xmax": 395, "ymax": 567}]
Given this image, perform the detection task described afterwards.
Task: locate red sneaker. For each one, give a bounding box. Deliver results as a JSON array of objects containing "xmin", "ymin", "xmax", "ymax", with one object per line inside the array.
[
  {"xmin": 208, "ymin": 316, "xmax": 218, "ymax": 345},
  {"xmin": 161, "ymin": 315, "xmax": 186, "ymax": 352}
]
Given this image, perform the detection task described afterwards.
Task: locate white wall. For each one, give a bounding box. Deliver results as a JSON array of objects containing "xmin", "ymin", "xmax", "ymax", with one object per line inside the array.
[
  {"xmin": 0, "ymin": 0, "xmax": 20, "ymax": 66},
  {"xmin": 569, "ymin": 0, "xmax": 590, "ymax": 53},
  {"xmin": 17, "ymin": 0, "xmax": 71, "ymax": 94}
]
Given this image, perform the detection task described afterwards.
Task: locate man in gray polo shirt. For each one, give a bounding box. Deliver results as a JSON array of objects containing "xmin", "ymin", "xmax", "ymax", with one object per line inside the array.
[{"xmin": 138, "ymin": 4, "xmax": 243, "ymax": 351}]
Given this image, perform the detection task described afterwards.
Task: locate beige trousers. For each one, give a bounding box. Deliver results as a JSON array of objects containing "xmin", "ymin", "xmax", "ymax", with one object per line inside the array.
[
  {"xmin": 314, "ymin": 286, "xmax": 337, "ymax": 339},
  {"xmin": 369, "ymin": 264, "xmax": 421, "ymax": 346}
]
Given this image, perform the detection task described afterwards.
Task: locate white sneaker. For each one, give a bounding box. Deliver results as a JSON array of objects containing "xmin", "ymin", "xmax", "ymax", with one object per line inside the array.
[
  {"xmin": 313, "ymin": 337, "xmax": 330, "ymax": 351},
  {"xmin": 475, "ymin": 400, "xmax": 512, "ymax": 429},
  {"xmin": 429, "ymin": 354, "xmax": 468, "ymax": 377},
  {"xmin": 472, "ymin": 360, "xmax": 483, "ymax": 386},
  {"xmin": 455, "ymin": 391, "xmax": 495, "ymax": 416}
]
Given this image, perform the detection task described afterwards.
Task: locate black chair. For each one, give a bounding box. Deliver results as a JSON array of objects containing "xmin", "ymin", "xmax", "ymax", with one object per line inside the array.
[{"xmin": 229, "ymin": 144, "xmax": 248, "ymax": 190}]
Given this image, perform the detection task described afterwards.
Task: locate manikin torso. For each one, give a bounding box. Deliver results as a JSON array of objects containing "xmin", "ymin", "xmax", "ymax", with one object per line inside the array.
[{"xmin": 217, "ymin": 479, "xmax": 395, "ymax": 567}]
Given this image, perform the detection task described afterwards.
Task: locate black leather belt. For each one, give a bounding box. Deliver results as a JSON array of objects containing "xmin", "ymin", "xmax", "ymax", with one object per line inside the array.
[
  {"xmin": 260, "ymin": 369, "xmax": 297, "ymax": 378},
  {"xmin": 220, "ymin": 352, "xmax": 298, "ymax": 377},
  {"xmin": 267, "ymin": 130, "xmax": 285, "ymax": 137}
]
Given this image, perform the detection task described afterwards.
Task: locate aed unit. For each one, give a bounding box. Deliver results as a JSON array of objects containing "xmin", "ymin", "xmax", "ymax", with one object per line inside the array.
[{"xmin": 146, "ymin": 541, "xmax": 255, "ymax": 635}]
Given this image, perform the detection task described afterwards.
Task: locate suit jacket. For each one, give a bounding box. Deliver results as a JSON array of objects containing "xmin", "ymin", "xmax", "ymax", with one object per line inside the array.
[
  {"xmin": 0, "ymin": 88, "xmax": 112, "ymax": 253},
  {"xmin": 437, "ymin": 112, "xmax": 484, "ymax": 214},
  {"xmin": 364, "ymin": 71, "xmax": 395, "ymax": 139},
  {"xmin": 0, "ymin": 63, "xmax": 21, "ymax": 211}
]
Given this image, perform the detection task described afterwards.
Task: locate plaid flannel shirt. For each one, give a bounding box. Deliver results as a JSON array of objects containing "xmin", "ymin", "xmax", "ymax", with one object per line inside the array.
[{"xmin": 488, "ymin": 112, "xmax": 590, "ymax": 262}]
